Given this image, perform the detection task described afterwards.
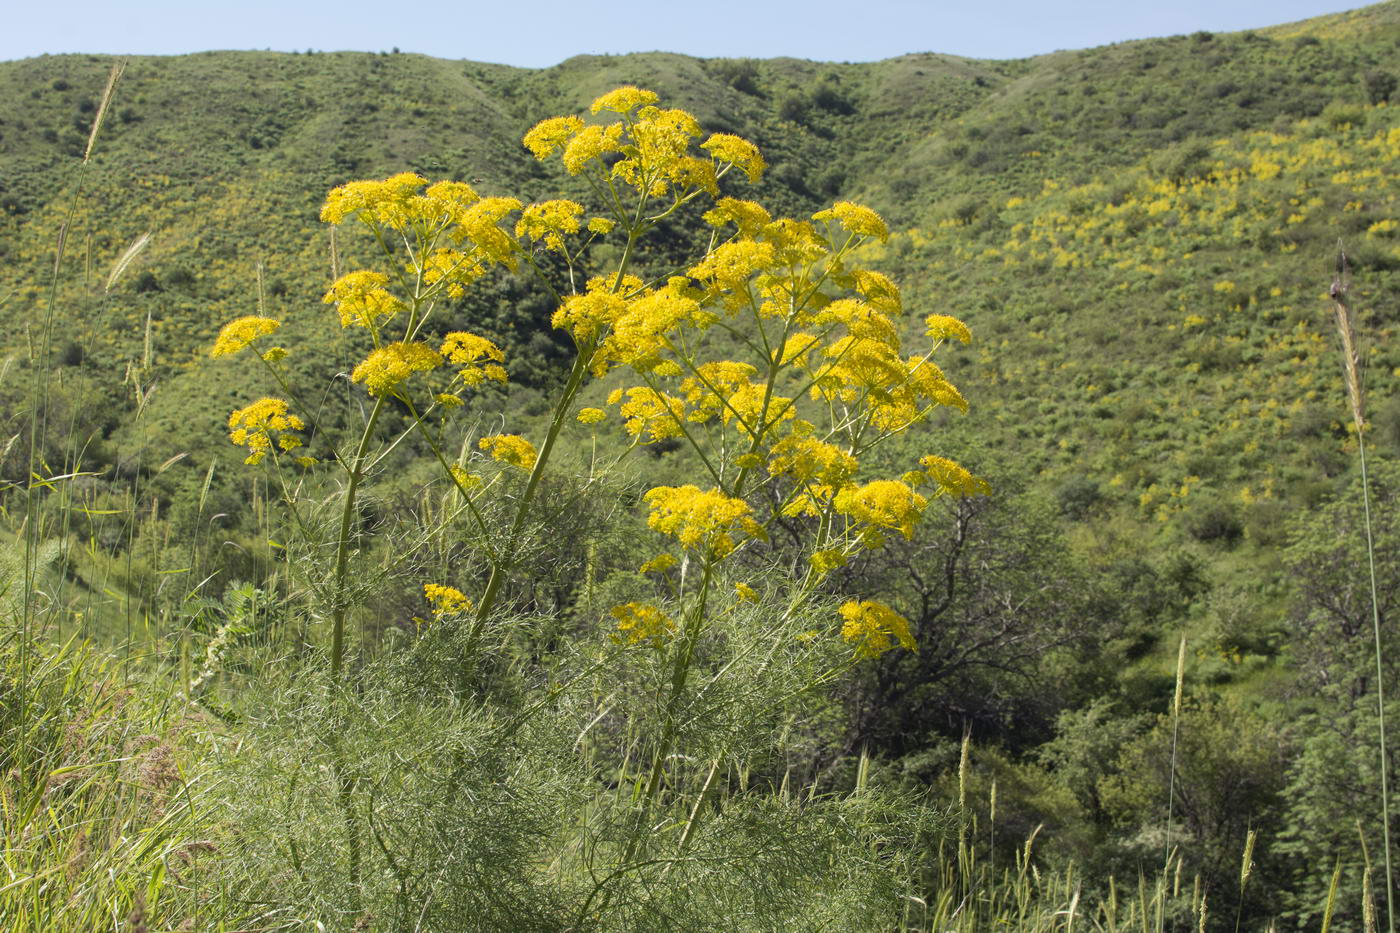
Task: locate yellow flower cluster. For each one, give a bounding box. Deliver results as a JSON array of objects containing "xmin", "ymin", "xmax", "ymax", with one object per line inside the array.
[
  {"xmin": 643, "ymin": 485, "xmax": 765, "ymax": 557},
  {"xmin": 553, "ymin": 276, "xmax": 631, "ymax": 344},
  {"xmin": 815, "ymin": 298, "xmax": 899, "ymax": 347},
  {"xmin": 523, "ymin": 116, "xmax": 585, "ymax": 159},
  {"xmin": 919, "ymin": 456, "xmax": 991, "ymax": 497},
  {"xmin": 838, "ymin": 600, "xmax": 916, "ymax": 659},
  {"xmin": 844, "ymin": 268, "xmax": 902, "ymax": 315},
  {"xmin": 479, "ymin": 434, "xmax": 537, "ymax": 471},
  {"xmin": 323, "ymin": 270, "xmax": 406, "ymax": 328},
  {"xmin": 320, "ymin": 173, "xmax": 493, "ymax": 236},
  {"xmin": 423, "ymin": 583, "xmax": 471, "ymax": 616},
  {"xmin": 515, "ymin": 199, "xmax": 585, "ymax": 252},
  {"xmin": 701, "ymin": 134, "xmax": 766, "ymax": 184},
  {"xmin": 421, "ymin": 248, "xmax": 487, "ymax": 298},
  {"xmin": 767, "ymin": 430, "xmax": 859, "ymax": 489},
  {"xmin": 522, "ymin": 86, "xmax": 764, "ymax": 201},
  {"xmin": 812, "ymin": 341, "xmax": 967, "ymax": 432},
  {"xmin": 764, "ymin": 218, "xmax": 829, "ymax": 266},
  {"xmin": 440, "ymin": 332, "xmax": 507, "ymax": 386},
  {"xmin": 832, "ymin": 480, "xmax": 928, "ymax": 543},
  {"xmin": 320, "ymin": 171, "xmax": 435, "ymax": 227},
  {"xmin": 813, "ymin": 202, "xmax": 889, "ymax": 242},
  {"xmin": 640, "ymin": 553, "xmax": 678, "ymax": 574},
  {"xmin": 774, "ymin": 332, "xmax": 822, "ymax": 367},
  {"xmin": 455, "ymin": 197, "xmax": 524, "ymax": 268},
  {"xmin": 610, "ymin": 601, "xmax": 674, "ymax": 645},
  {"xmin": 227, "ymin": 398, "xmax": 307, "ymax": 465},
  {"xmin": 607, "ymin": 386, "xmax": 687, "ymax": 444},
  {"xmin": 592, "ymin": 86, "xmax": 659, "ymax": 115},
  {"xmin": 680, "ymin": 361, "xmax": 794, "ymax": 439},
  {"xmin": 616, "ymin": 106, "xmax": 711, "ymax": 197},
  {"xmin": 810, "ymin": 549, "xmax": 848, "ymax": 575},
  {"xmin": 448, "ymin": 464, "xmax": 482, "ymax": 490},
  {"xmin": 678, "ymin": 359, "xmax": 754, "ymax": 417},
  {"xmin": 563, "ymin": 124, "xmax": 625, "ymax": 175},
  {"xmin": 320, "ymin": 174, "xmax": 522, "ymax": 280},
  {"xmin": 594, "ymin": 278, "xmax": 708, "ymax": 375},
  {"xmin": 924, "ymin": 314, "xmax": 973, "ymax": 344},
  {"xmin": 688, "ymin": 240, "xmax": 776, "ymax": 305},
  {"xmin": 351, "ymin": 341, "xmax": 443, "ymax": 397},
  {"xmin": 702, "ymin": 197, "xmax": 771, "ymax": 236},
  {"xmin": 211, "ymin": 316, "xmax": 281, "ymax": 358}
]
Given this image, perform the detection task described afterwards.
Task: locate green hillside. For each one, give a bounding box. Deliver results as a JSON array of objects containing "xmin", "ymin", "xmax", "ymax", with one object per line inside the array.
[{"xmin": 3, "ymin": 4, "xmax": 1400, "ymax": 928}]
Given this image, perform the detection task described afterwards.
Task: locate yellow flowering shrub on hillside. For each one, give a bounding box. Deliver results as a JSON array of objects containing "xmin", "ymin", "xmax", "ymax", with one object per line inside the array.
[
  {"xmin": 201, "ymin": 92, "xmax": 994, "ymax": 924},
  {"xmin": 209, "ymin": 83, "xmax": 985, "ymax": 680}
]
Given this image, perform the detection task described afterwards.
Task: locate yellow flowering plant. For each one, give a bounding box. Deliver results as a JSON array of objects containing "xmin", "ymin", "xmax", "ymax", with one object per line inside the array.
[
  {"xmin": 507, "ymin": 89, "xmax": 989, "ymax": 889},
  {"xmin": 210, "ymin": 86, "xmax": 985, "ymax": 910}
]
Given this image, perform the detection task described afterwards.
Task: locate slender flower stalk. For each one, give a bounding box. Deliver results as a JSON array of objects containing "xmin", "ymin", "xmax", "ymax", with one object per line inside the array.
[{"xmin": 1331, "ymin": 246, "xmax": 1394, "ymax": 933}]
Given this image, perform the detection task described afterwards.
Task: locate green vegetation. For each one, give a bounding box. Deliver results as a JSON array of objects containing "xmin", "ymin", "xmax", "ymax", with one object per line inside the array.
[{"xmin": 4, "ymin": 2, "xmax": 1400, "ymax": 929}]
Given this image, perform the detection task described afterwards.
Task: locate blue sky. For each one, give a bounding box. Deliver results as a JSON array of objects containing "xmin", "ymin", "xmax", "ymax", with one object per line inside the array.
[{"xmin": 3, "ymin": 0, "xmax": 1366, "ymax": 66}]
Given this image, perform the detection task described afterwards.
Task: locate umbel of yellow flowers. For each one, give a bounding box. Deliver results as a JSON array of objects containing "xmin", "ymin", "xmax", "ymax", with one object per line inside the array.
[{"xmin": 210, "ymin": 85, "xmax": 988, "ymax": 661}]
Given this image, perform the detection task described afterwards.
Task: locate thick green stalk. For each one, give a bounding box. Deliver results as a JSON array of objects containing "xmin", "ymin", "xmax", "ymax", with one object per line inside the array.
[
  {"xmin": 639, "ymin": 557, "xmax": 717, "ymax": 814},
  {"xmin": 323, "ymin": 395, "xmax": 389, "ymax": 908},
  {"xmin": 591, "ymin": 556, "xmax": 717, "ymax": 923},
  {"xmin": 329, "ymin": 395, "xmax": 387, "ymax": 678},
  {"xmin": 472, "ymin": 227, "xmax": 643, "ymax": 626}
]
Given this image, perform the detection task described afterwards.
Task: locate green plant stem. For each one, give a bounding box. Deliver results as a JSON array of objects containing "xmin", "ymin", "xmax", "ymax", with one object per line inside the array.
[
  {"xmin": 323, "ymin": 395, "xmax": 389, "ymax": 908},
  {"xmin": 329, "ymin": 395, "xmax": 388, "ymax": 679},
  {"xmin": 329, "ymin": 727, "xmax": 363, "ymax": 913},
  {"xmin": 1360, "ymin": 430, "xmax": 1396, "ymax": 933},
  {"xmin": 628, "ymin": 555, "xmax": 718, "ymax": 851},
  {"xmin": 470, "ymin": 347, "xmax": 590, "ymax": 629},
  {"xmin": 472, "ymin": 224, "xmax": 645, "ymax": 628},
  {"xmin": 401, "ymin": 400, "xmax": 500, "ymax": 567}
]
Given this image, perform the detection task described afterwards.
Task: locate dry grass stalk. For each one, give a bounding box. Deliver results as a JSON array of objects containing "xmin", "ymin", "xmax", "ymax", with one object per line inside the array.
[
  {"xmin": 52, "ymin": 222, "xmax": 69, "ymax": 280},
  {"xmin": 1173, "ymin": 636, "xmax": 1187, "ymax": 719},
  {"xmin": 84, "ymin": 60, "xmax": 126, "ymax": 164},
  {"xmin": 957, "ymin": 732, "xmax": 970, "ymax": 810},
  {"xmin": 1240, "ymin": 829, "xmax": 1256, "ymax": 891},
  {"xmin": 1330, "ymin": 247, "xmax": 1366, "ymax": 431},
  {"xmin": 1333, "ymin": 244, "xmax": 1394, "ymax": 933},
  {"xmin": 105, "ymin": 232, "xmax": 151, "ymax": 292}
]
